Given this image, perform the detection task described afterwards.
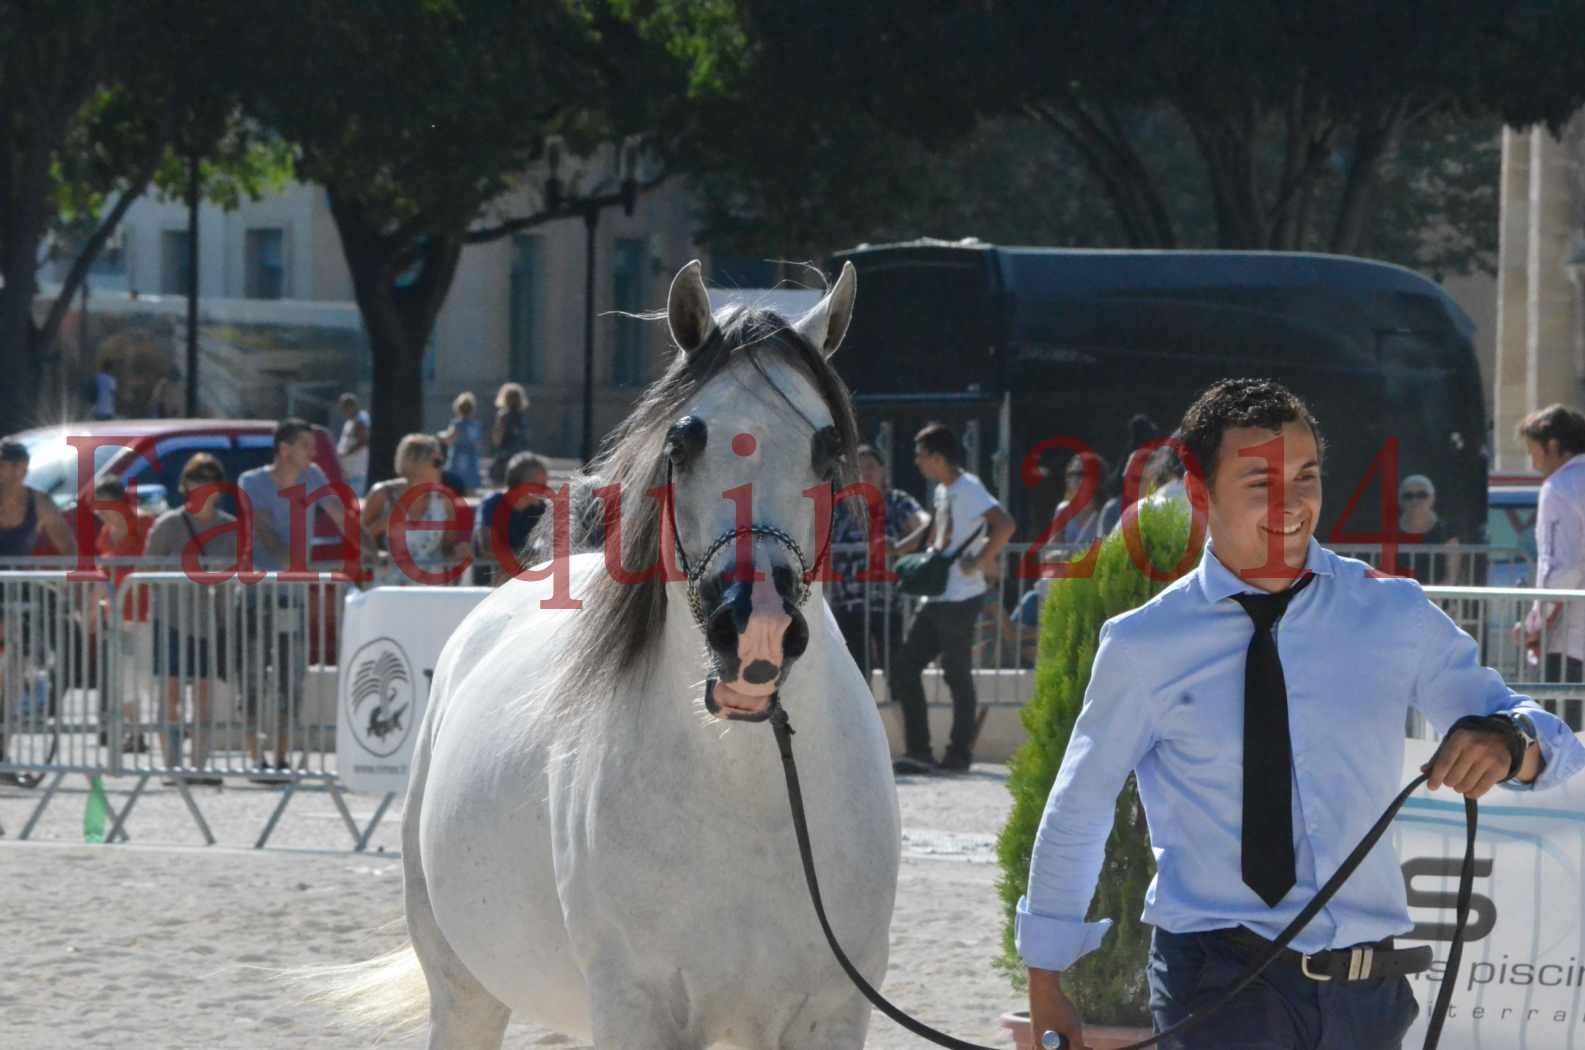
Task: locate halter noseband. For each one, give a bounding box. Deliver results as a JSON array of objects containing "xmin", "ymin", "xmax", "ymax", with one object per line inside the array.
[{"xmin": 663, "ymin": 457, "xmax": 835, "ymax": 635}]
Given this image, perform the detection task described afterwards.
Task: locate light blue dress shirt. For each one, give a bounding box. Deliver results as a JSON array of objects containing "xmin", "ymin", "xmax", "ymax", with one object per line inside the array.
[{"xmin": 1016, "ymin": 539, "xmax": 1585, "ymax": 972}]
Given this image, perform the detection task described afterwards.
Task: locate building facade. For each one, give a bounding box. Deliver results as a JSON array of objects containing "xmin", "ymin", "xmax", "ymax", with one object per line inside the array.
[
  {"xmin": 1492, "ymin": 114, "xmax": 1585, "ymax": 473},
  {"xmin": 66, "ymin": 163, "xmax": 703, "ymax": 461}
]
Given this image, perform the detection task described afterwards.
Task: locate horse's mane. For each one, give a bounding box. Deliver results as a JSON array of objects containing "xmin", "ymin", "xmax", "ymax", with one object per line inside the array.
[{"xmin": 525, "ymin": 304, "xmax": 862, "ymax": 699}]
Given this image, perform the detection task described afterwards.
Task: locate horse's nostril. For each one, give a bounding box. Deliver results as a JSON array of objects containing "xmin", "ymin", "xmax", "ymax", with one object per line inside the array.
[
  {"xmin": 782, "ymin": 612, "xmax": 809, "ymax": 661},
  {"xmin": 743, "ymin": 660, "xmax": 778, "ymax": 685},
  {"xmin": 706, "ymin": 603, "xmax": 738, "ymax": 654}
]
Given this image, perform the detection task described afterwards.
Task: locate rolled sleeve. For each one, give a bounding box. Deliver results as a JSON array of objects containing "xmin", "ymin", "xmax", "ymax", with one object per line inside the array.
[
  {"xmin": 1015, "ymin": 898, "xmax": 1113, "ymax": 972},
  {"xmin": 1020, "ymin": 619, "xmax": 1158, "ymax": 971},
  {"xmin": 1501, "ymin": 706, "xmax": 1585, "ymax": 792},
  {"xmin": 1414, "ymin": 590, "xmax": 1585, "ymax": 791}
]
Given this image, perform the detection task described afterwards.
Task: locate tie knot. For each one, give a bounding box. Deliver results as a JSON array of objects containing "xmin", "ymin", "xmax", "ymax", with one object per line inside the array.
[{"xmin": 1231, "ymin": 572, "xmax": 1314, "ymax": 630}]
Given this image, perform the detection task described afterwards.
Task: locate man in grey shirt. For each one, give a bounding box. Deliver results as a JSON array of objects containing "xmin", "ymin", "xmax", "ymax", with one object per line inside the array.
[{"xmin": 236, "ymin": 418, "xmax": 350, "ymax": 778}]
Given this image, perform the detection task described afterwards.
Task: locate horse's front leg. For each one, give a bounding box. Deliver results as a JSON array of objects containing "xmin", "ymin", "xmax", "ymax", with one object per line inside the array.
[
  {"xmin": 585, "ymin": 963, "xmax": 692, "ymax": 1050},
  {"xmin": 776, "ymin": 993, "xmax": 871, "ymax": 1050}
]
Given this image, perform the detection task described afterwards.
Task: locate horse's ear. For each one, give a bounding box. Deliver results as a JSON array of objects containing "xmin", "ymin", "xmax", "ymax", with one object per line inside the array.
[
  {"xmin": 794, "ymin": 262, "xmax": 857, "ymax": 359},
  {"xmin": 667, "ymin": 260, "xmax": 716, "ymax": 356}
]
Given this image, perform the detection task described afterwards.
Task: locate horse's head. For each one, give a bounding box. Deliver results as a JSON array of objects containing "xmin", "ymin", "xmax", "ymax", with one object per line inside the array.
[{"xmin": 664, "ymin": 260, "xmax": 858, "ymax": 720}]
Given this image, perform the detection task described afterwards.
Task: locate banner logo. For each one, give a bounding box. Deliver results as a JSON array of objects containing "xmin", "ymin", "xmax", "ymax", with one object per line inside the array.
[{"xmin": 345, "ymin": 637, "xmax": 416, "ymax": 759}]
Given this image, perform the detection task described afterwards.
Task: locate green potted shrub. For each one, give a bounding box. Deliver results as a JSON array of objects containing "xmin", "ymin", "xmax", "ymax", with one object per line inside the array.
[{"xmin": 997, "ymin": 501, "xmax": 1202, "ymax": 1049}]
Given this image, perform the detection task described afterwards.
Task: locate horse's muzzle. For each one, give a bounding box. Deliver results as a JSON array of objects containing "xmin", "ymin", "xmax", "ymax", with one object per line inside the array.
[{"xmin": 699, "ymin": 564, "xmax": 808, "ymax": 720}]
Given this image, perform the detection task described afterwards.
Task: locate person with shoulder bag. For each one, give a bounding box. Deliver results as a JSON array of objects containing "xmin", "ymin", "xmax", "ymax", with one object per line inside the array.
[{"xmin": 889, "ymin": 422, "xmax": 1015, "ymax": 775}]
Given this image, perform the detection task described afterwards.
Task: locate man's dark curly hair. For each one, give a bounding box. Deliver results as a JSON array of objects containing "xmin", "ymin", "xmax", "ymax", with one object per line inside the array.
[{"xmin": 1178, "ymin": 378, "xmax": 1325, "ymax": 488}]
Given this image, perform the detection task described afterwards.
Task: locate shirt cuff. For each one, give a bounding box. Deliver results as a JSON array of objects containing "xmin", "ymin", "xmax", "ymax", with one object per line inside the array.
[
  {"xmin": 1014, "ymin": 896, "xmax": 1112, "ymax": 972},
  {"xmin": 1498, "ymin": 709, "xmax": 1585, "ymax": 793}
]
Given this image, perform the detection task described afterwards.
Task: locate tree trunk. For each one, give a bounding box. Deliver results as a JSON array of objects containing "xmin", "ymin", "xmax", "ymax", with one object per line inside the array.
[
  {"xmin": 1330, "ymin": 113, "xmax": 1401, "ymax": 256},
  {"xmin": 327, "ymin": 191, "xmax": 463, "ymax": 486},
  {"xmin": 0, "ymin": 207, "xmax": 45, "ymax": 433}
]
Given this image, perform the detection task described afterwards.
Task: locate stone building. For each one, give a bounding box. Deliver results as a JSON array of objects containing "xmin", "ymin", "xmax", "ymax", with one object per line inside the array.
[{"xmin": 1492, "ymin": 115, "xmax": 1585, "ymax": 473}]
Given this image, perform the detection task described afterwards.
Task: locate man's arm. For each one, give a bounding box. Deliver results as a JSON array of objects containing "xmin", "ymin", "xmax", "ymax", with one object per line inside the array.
[
  {"xmin": 966, "ymin": 504, "xmax": 1016, "ymax": 576},
  {"xmin": 1522, "ymin": 483, "xmax": 1584, "ymax": 644},
  {"xmin": 1417, "ymin": 592, "xmax": 1585, "ymax": 794},
  {"xmin": 1021, "ymin": 619, "xmax": 1158, "ymax": 1048},
  {"xmin": 36, "ymin": 493, "xmax": 76, "ymax": 554}
]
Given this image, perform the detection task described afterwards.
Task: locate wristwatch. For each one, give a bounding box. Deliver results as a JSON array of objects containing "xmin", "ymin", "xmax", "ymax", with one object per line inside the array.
[{"xmin": 1498, "ymin": 711, "xmax": 1539, "ymax": 780}]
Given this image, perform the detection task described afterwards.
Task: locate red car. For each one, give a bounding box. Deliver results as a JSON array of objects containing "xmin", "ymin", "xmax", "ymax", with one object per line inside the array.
[{"xmin": 14, "ymin": 418, "xmax": 355, "ymax": 661}]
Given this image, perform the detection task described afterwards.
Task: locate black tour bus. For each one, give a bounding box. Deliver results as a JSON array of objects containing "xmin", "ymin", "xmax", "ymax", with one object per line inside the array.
[{"xmin": 828, "ymin": 240, "xmax": 1487, "ymax": 546}]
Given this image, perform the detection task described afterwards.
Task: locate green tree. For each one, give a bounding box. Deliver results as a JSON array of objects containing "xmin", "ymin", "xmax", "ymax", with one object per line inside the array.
[
  {"xmin": 0, "ymin": 1, "xmax": 284, "ymax": 433},
  {"xmin": 246, "ymin": 0, "xmax": 678, "ymax": 479},
  {"xmin": 676, "ymin": 1, "xmax": 1580, "ymax": 262},
  {"xmin": 996, "ymin": 502, "xmax": 1202, "ymax": 1023}
]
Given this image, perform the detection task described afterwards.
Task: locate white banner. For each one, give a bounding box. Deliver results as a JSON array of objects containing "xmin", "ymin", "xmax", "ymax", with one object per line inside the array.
[
  {"xmin": 335, "ymin": 586, "xmax": 489, "ymax": 793},
  {"xmin": 1397, "ymin": 735, "xmax": 1585, "ymax": 1048}
]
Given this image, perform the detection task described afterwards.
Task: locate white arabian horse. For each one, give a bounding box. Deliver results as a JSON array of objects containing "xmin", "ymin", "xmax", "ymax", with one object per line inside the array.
[{"xmin": 324, "ymin": 261, "xmax": 900, "ymax": 1049}]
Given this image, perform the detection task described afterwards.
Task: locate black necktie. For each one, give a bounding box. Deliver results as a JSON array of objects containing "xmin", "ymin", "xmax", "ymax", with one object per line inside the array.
[{"xmin": 1231, "ymin": 572, "xmax": 1315, "ymax": 908}]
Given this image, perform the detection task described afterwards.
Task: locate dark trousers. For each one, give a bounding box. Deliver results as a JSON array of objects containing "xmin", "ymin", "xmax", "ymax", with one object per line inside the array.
[
  {"xmin": 833, "ymin": 604, "xmax": 903, "ymax": 681},
  {"xmin": 1147, "ymin": 928, "xmax": 1419, "ymax": 1050},
  {"xmin": 1544, "ymin": 653, "xmax": 1584, "ymax": 683},
  {"xmin": 890, "ymin": 596, "xmax": 981, "ymax": 760}
]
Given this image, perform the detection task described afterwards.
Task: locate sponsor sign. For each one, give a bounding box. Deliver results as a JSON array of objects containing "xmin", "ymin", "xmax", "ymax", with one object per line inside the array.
[
  {"xmin": 335, "ymin": 587, "xmax": 489, "ymax": 793},
  {"xmin": 1397, "ymin": 735, "xmax": 1585, "ymax": 1048}
]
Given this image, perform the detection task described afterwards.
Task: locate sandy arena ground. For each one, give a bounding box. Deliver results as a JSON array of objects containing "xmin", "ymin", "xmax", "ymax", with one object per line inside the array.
[{"xmin": 0, "ymin": 764, "xmax": 1024, "ymax": 1049}]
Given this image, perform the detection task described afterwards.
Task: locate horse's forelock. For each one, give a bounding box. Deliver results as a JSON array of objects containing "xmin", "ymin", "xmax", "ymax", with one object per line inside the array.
[{"xmin": 547, "ymin": 305, "xmax": 859, "ymax": 698}]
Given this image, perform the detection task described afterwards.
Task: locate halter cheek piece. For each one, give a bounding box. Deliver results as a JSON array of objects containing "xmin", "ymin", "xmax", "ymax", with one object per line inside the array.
[{"xmin": 664, "ymin": 454, "xmax": 836, "ymax": 720}]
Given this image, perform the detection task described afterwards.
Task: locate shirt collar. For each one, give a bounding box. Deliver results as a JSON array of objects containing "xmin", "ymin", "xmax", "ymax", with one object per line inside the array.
[{"xmin": 1197, "ymin": 536, "xmax": 1333, "ymax": 604}]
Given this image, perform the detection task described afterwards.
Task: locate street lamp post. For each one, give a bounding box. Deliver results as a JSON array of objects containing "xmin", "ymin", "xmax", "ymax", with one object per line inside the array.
[{"xmin": 544, "ymin": 138, "xmax": 641, "ymax": 464}]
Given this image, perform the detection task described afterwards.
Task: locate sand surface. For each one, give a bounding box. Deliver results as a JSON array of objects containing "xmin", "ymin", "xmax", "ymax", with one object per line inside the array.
[{"xmin": 0, "ymin": 764, "xmax": 1023, "ymax": 1049}]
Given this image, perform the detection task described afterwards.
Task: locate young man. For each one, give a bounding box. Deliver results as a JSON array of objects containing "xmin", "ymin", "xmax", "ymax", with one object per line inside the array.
[
  {"xmin": 336, "ymin": 393, "xmax": 371, "ymax": 495},
  {"xmin": 474, "ymin": 451, "xmax": 550, "ymax": 586},
  {"xmin": 0, "ymin": 439, "xmax": 75, "ymax": 558},
  {"xmin": 890, "ymin": 422, "xmax": 1015, "ymax": 774},
  {"xmin": 1515, "ymin": 404, "xmax": 1585, "ymax": 682},
  {"xmin": 830, "ymin": 444, "xmax": 929, "ymax": 682},
  {"xmin": 1022, "ymin": 379, "xmax": 1585, "ymax": 1050},
  {"xmin": 236, "ymin": 419, "xmax": 349, "ymax": 778}
]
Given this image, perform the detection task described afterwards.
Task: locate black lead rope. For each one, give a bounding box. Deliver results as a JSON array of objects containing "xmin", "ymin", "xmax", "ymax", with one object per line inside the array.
[{"xmin": 769, "ymin": 708, "xmax": 1476, "ymax": 1050}]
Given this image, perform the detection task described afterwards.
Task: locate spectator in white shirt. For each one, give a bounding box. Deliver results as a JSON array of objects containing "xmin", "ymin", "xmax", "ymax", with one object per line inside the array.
[
  {"xmin": 336, "ymin": 393, "xmax": 371, "ymax": 495},
  {"xmin": 1516, "ymin": 404, "xmax": 1585, "ymax": 682},
  {"xmin": 890, "ymin": 422, "xmax": 1015, "ymax": 774}
]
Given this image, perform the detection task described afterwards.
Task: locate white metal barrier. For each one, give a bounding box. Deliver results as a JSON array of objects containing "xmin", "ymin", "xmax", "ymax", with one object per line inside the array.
[
  {"xmin": 2, "ymin": 539, "xmax": 1572, "ymax": 848},
  {"xmin": 0, "ymin": 566, "xmax": 364, "ymax": 848}
]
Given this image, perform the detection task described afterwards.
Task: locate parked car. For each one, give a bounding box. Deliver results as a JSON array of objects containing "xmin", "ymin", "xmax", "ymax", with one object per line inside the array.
[{"xmin": 1487, "ymin": 482, "xmax": 1540, "ymax": 588}]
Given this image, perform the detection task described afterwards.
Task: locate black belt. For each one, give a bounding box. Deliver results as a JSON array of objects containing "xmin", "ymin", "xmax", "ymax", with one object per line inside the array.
[{"xmin": 1217, "ymin": 926, "xmax": 1434, "ymax": 983}]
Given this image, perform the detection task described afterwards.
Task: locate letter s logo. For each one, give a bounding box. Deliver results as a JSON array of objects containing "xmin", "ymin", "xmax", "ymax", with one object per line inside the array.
[{"xmin": 1402, "ymin": 857, "xmax": 1497, "ymax": 942}]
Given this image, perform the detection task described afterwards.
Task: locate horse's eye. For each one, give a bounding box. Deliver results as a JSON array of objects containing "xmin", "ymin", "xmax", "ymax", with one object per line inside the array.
[
  {"xmin": 666, "ymin": 415, "xmax": 707, "ymax": 468},
  {"xmin": 811, "ymin": 425, "xmax": 844, "ymax": 479}
]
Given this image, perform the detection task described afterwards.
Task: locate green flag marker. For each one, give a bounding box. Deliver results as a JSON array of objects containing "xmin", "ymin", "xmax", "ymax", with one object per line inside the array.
[{"xmin": 83, "ymin": 775, "xmax": 108, "ymax": 844}]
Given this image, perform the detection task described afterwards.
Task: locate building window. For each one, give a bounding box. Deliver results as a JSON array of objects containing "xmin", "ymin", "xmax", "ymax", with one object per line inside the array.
[
  {"xmin": 161, "ymin": 230, "xmax": 192, "ymax": 295},
  {"xmin": 245, "ymin": 228, "xmax": 287, "ymax": 299},
  {"xmin": 611, "ymin": 237, "xmax": 648, "ymax": 387},
  {"xmin": 509, "ymin": 235, "xmax": 543, "ymax": 383}
]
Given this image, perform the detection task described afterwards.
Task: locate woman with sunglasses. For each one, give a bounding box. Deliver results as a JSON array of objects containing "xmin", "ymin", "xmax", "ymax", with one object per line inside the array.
[
  {"xmin": 1394, "ymin": 473, "xmax": 1455, "ymax": 583},
  {"xmin": 144, "ymin": 452, "xmax": 238, "ymax": 783}
]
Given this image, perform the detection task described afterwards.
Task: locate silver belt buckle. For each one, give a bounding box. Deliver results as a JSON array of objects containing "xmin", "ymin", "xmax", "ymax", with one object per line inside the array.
[{"xmin": 1303, "ymin": 947, "xmax": 1373, "ymax": 982}]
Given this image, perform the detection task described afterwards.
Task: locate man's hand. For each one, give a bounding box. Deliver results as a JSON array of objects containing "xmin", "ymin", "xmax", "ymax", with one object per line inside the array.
[
  {"xmin": 1511, "ymin": 621, "xmax": 1540, "ymax": 657},
  {"xmin": 1028, "ymin": 968, "xmax": 1081, "ymax": 1050},
  {"xmin": 1423, "ymin": 723, "xmax": 1534, "ymax": 798}
]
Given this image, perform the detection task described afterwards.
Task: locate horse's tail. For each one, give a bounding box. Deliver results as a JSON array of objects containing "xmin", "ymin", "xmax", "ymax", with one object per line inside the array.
[{"xmin": 294, "ymin": 943, "xmax": 429, "ymax": 1039}]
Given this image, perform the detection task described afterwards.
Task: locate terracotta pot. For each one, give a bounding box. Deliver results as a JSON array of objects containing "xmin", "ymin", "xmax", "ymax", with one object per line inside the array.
[{"xmin": 1000, "ymin": 1010, "xmax": 1154, "ymax": 1050}]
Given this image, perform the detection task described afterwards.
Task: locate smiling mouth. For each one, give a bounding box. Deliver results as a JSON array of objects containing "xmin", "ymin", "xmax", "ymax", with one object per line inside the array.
[{"xmin": 1263, "ymin": 520, "xmax": 1308, "ymax": 538}]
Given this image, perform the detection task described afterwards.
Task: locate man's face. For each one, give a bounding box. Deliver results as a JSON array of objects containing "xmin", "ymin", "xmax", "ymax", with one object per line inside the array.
[
  {"xmin": 857, "ymin": 452, "xmax": 885, "ymax": 490},
  {"xmin": 1527, "ymin": 439, "xmax": 1569, "ymax": 478},
  {"xmin": 1206, "ymin": 420, "xmax": 1322, "ymax": 590},
  {"xmin": 341, "ymin": 401, "xmax": 359, "ymax": 420},
  {"xmin": 914, "ymin": 444, "xmax": 946, "ymax": 484},
  {"xmin": 0, "ymin": 459, "xmax": 25, "ymax": 492},
  {"xmin": 511, "ymin": 469, "xmax": 549, "ymax": 508},
  {"xmin": 278, "ymin": 432, "xmax": 315, "ymax": 472}
]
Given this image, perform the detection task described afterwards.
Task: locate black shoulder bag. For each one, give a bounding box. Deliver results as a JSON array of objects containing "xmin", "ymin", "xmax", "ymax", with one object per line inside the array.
[{"xmin": 893, "ymin": 523, "xmax": 985, "ymax": 598}]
